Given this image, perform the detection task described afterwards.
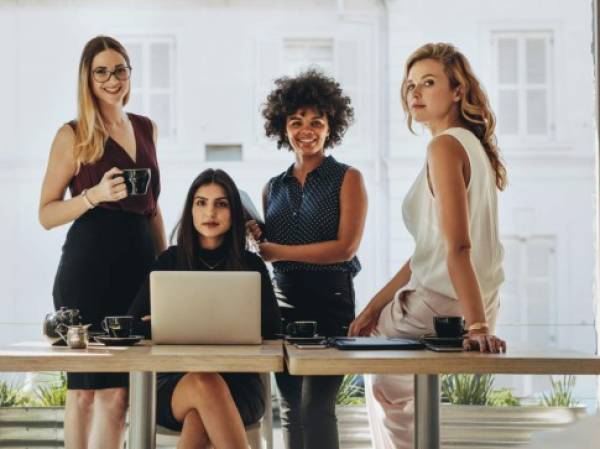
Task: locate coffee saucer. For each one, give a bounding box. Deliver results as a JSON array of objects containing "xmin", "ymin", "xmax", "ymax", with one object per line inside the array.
[
  {"xmin": 420, "ymin": 336, "xmax": 464, "ymax": 348},
  {"xmin": 284, "ymin": 335, "xmax": 326, "ymax": 344},
  {"xmin": 94, "ymin": 335, "xmax": 144, "ymax": 346}
]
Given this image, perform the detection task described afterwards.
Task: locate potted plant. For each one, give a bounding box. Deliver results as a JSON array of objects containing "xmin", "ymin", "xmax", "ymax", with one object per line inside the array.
[
  {"xmin": 0, "ymin": 372, "xmax": 66, "ymax": 447},
  {"xmin": 441, "ymin": 374, "xmax": 586, "ymax": 448},
  {"xmin": 335, "ymin": 374, "xmax": 371, "ymax": 449}
]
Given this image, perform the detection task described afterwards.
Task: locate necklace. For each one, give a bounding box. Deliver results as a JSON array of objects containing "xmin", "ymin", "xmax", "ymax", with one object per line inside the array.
[{"xmin": 197, "ymin": 255, "xmax": 226, "ymax": 270}]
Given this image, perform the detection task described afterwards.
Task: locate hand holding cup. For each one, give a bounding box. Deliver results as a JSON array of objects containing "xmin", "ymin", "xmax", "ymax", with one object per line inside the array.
[{"xmin": 88, "ymin": 167, "xmax": 128, "ymax": 204}]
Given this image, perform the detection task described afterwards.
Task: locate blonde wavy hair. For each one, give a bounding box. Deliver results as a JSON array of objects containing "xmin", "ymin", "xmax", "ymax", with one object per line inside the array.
[
  {"xmin": 401, "ymin": 43, "xmax": 507, "ymax": 191},
  {"xmin": 74, "ymin": 36, "xmax": 131, "ymax": 167}
]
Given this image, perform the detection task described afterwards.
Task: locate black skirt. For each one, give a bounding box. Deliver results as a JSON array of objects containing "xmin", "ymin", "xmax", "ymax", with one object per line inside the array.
[
  {"xmin": 53, "ymin": 207, "xmax": 155, "ymax": 389},
  {"xmin": 156, "ymin": 372, "xmax": 265, "ymax": 431}
]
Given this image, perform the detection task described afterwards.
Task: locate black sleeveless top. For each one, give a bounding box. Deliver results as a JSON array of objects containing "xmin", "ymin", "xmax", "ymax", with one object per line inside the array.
[{"xmin": 264, "ymin": 155, "xmax": 361, "ymax": 275}]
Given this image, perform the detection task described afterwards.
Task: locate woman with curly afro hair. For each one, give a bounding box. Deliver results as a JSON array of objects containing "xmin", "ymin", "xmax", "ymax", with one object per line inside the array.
[{"xmin": 247, "ymin": 69, "xmax": 368, "ymax": 449}]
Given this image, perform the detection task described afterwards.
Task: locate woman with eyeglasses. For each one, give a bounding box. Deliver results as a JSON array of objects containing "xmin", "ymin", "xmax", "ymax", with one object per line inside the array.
[{"xmin": 39, "ymin": 35, "xmax": 166, "ymax": 449}]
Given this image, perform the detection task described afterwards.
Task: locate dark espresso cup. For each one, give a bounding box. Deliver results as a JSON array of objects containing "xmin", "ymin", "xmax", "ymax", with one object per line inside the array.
[
  {"xmin": 102, "ymin": 316, "xmax": 134, "ymax": 338},
  {"xmin": 286, "ymin": 320, "xmax": 318, "ymax": 338},
  {"xmin": 434, "ymin": 316, "xmax": 465, "ymax": 338},
  {"xmin": 121, "ymin": 168, "xmax": 151, "ymax": 196}
]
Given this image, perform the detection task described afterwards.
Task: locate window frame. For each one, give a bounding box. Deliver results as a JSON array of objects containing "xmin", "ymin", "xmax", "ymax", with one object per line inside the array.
[
  {"xmin": 119, "ymin": 34, "xmax": 178, "ymax": 144},
  {"xmin": 490, "ymin": 30, "xmax": 555, "ymax": 146}
]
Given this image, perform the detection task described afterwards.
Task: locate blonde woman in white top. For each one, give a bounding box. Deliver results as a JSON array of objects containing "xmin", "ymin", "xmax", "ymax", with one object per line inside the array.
[{"xmin": 348, "ymin": 43, "xmax": 507, "ymax": 449}]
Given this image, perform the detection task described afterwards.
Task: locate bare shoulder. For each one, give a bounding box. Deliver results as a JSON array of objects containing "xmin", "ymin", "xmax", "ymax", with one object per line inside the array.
[
  {"xmin": 428, "ymin": 133, "xmax": 467, "ymax": 164},
  {"xmin": 54, "ymin": 123, "xmax": 76, "ymax": 146},
  {"xmin": 51, "ymin": 124, "xmax": 77, "ymax": 162},
  {"xmin": 343, "ymin": 166, "xmax": 364, "ymax": 185}
]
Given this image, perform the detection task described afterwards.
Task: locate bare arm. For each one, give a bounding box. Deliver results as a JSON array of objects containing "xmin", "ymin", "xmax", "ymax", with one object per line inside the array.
[
  {"xmin": 39, "ymin": 125, "xmax": 129, "ymax": 230},
  {"xmin": 38, "ymin": 125, "xmax": 89, "ymax": 229},
  {"xmin": 428, "ymin": 135, "xmax": 486, "ymax": 328},
  {"xmin": 348, "ymin": 259, "xmax": 411, "ymax": 336},
  {"xmin": 259, "ymin": 168, "xmax": 368, "ymax": 264}
]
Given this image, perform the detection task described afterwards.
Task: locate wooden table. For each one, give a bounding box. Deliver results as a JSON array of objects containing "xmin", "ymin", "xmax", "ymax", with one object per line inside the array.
[
  {"xmin": 0, "ymin": 340, "xmax": 284, "ymax": 449},
  {"xmin": 285, "ymin": 343, "xmax": 600, "ymax": 449}
]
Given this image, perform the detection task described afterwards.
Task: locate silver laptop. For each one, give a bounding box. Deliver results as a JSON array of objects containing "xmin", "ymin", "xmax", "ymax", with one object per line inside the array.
[{"xmin": 150, "ymin": 271, "xmax": 262, "ymax": 344}]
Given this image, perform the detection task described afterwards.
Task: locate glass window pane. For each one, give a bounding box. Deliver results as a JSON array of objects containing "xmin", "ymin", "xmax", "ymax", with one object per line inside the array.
[
  {"xmin": 497, "ymin": 38, "xmax": 518, "ymax": 84},
  {"xmin": 527, "ymin": 89, "xmax": 547, "ymax": 135},
  {"xmin": 149, "ymin": 94, "xmax": 171, "ymax": 138},
  {"xmin": 150, "ymin": 42, "xmax": 171, "ymax": 89},
  {"xmin": 498, "ymin": 89, "xmax": 519, "ymax": 134},
  {"xmin": 127, "ymin": 43, "xmax": 143, "ymax": 89},
  {"xmin": 526, "ymin": 38, "xmax": 546, "ymax": 83}
]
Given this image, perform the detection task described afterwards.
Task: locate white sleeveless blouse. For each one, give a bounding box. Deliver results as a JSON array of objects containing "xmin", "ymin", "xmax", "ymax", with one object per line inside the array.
[{"xmin": 402, "ymin": 127, "xmax": 504, "ymax": 310}]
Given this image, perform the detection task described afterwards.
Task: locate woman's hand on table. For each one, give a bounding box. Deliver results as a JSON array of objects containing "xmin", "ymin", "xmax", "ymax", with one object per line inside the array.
[
  {"xmin": 348, "ymin": 308, "xmax": 380, "ymax": 337},
  {"xmin": 463, "ymin": 331, "xmax": 506, "ymax": 353}
]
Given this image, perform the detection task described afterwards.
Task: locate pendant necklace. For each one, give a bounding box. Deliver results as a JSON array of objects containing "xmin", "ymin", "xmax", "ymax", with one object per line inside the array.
[{"xmin": 197, "ymin": 255, "xmax": 225, "ymax": 270}]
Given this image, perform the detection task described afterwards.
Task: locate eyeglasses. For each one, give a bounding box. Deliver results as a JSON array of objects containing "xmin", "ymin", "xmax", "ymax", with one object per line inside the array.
[{"xmin": 91, "ymin": 66, "xmax": 132, "ymax": 83}]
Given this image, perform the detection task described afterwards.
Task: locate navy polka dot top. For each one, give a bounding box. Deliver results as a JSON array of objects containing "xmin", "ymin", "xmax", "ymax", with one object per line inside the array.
[{"xmin": 265, "ymin": 155, "xmax": 361, "ymax": 275}]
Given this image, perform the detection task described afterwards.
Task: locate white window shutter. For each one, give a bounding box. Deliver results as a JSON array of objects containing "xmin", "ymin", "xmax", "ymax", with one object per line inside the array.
[
  {"xmin": 525, "ymin": 38, "xmax": 547, "ymax": 83},
  {"xmin": 150, "ymin": 42, "xmax": 171, "ymax": 89},
  {"xmin": 492, "ymin": 31, "xmax": 552, "ymax": 141},
  {"xmin": 120, "ymin": 36, "xmax": 176, "ymax": 142},
  {"xmin": 497, "ymin": 38, "xmax": 518, "ymax": 84}
]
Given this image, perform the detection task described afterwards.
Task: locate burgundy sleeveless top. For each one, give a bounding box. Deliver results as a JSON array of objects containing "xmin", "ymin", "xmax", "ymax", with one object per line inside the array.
[{"xmin": 68, "ymin": 113, "xmax": 160, "ymax": 217}]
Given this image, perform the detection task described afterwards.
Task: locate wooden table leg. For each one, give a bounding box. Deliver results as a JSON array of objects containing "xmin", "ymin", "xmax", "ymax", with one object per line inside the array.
[
  {"xmin": 414, "ymin": 374, "xmax": 440, "ymax": 449},
  {"xmin": 128, "ymin": 371, "xmax": 156, "ymax": 449}
]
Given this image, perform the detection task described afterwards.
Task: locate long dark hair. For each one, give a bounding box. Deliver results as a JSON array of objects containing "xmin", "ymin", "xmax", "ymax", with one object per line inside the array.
[{"xmin": 171, "ymin": 169, "xmax": 246, "ymax": 270}]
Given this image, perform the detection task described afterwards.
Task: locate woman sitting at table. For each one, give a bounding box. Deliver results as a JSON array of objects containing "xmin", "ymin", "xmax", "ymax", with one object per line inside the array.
[
  {"xmin": 129, "ymin": 168, "xmax": 281, "ymax": 449},
  {"xmin": 348, "ymin": 42, "xmax": 507, "ymax": 448}
]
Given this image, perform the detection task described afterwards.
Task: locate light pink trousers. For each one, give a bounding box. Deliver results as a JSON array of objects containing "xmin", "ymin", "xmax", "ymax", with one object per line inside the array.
[{"xmin": 365, "ymin": 284, "xmax": 498, "ymax": 449}]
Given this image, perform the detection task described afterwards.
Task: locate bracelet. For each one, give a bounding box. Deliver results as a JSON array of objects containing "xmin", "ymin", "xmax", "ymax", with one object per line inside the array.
[
  {"xmin": 467, "ymin": 322, "xmax": 489, "ymax": 332},
  {"xmin": 81, "ymin": 189, "xmax": 96, "ymax": 209}
]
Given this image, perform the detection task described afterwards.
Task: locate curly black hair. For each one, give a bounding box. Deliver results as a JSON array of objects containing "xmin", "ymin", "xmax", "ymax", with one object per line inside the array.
[{"xmin": 262, "ymin": 69, "xmax": 354, "ymax": 151}]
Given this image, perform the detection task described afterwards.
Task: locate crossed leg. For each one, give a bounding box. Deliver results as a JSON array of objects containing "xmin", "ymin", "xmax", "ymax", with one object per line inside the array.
[{"xmin": 171, "ymin": 372, "xmax": 249, "ymax": 449}]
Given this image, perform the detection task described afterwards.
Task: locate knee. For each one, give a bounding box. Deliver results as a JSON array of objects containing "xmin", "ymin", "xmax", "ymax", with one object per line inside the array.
[
  {"xmin": 188, "ymin": 373, "xmax": 226, "ymax": 399},
  {"xmin": 69, "ymin": 390, "xmax": 95, "ymax": 412},
  {"xmin": 95, "ymin": 388, "xmax": 129, "ymax": 416},
  {"xmin": 370, "ymin": 374, "xmax": 414, "ymax": 408}
]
